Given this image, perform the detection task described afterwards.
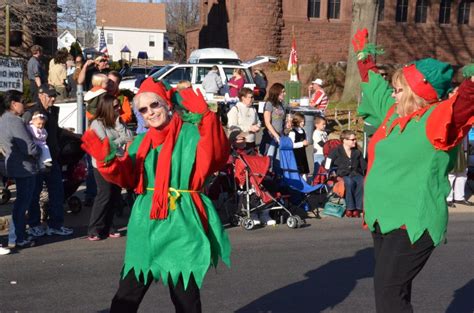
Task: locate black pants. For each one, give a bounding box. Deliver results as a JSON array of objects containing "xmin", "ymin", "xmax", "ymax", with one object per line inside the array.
[
  {"xmin": 88, "ymin": 168, "xmax": 122, "ymax": 237},
  {"xmin": 372, "ymin": 224, "xmax": 435, "ymax": 313},
  {"xmin": 110, "ymin": 270, "xmax": 202, "ymax": 313}
]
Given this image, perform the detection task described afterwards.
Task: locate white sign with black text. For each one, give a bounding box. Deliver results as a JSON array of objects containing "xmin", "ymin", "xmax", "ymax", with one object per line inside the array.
[{"xmin": 0, "ymin": 56, "xmax": 23, "ymax": 92}]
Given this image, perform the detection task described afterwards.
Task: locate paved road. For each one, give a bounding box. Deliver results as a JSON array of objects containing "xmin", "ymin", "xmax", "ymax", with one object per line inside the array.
[{"xmin": 0, "ymin": 203, "xmax": 473, "ymax": 313}]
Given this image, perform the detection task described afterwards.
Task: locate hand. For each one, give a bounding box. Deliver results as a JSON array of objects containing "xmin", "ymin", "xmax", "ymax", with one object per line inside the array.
[
  {"xmin": 179, "ymin": 88, "xmax": 208, "ymax": 114},
  {"xmin": 250, "ymin": 124, "xmax": 260, "ymax": 133},
  {"xmin": 275, "ymin": 136, "xmax": 280, "ymax": 144},
  {"xmin": 81, "ymin": 130, "xmax": 113, "ymax": 163},
  {"xmin": 303, "ymin": 140, "xmax": 308, "ymax": 146},
  {"xmin": 351, "ymin": 28, "xmax": 368, "ymax": 52},
  {"xmin": 84, "ymin": 60, "xmax": 94, "ymax": 68}
]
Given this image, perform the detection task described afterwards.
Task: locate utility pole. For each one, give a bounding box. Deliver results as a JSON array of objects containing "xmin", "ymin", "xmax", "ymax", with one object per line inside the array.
[{"xmin": 5, "ymin": 4, "xmax": 10, "ymax": 56}]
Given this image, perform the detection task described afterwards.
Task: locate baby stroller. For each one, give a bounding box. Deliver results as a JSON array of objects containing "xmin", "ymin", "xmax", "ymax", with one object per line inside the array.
[
  {"xmin": 40, "ymin": 130, "xmax": 86, "ymax": 218},
  {"xmin": 233, "ymin": 152, "xmax": 302, "ymax": 230},
  {"xmin": 312, "ymin": 139, "xmax": 347, "ymax": 217}
]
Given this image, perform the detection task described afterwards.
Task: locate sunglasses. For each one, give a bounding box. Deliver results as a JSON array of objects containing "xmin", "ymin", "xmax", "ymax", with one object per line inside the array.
[
  {"xmin": 98, "ymin": 59, "xmax": 107, "ymax": 63},
  {"xmin": 392, "ymin": 87, "xmax": 403, "ymax": 94},
  {"xmin": 137, "ymin": 101, "xmax": 163, "ymax": 114},
  {"xmin": 345, "ymin": 138, "xmax": 357, "ymax": 141}
]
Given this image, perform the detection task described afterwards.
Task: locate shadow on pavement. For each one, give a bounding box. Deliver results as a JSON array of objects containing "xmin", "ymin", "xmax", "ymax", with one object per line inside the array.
[
  {"xmin": 446, "ymin": 279, "xmax": 474, "ymax": 313},
  {"xmin": 236, "ymin": 247, "xmax": 374, "ymax": 313}
]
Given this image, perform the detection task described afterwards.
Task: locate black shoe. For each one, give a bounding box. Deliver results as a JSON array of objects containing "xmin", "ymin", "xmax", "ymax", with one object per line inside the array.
[
  {"xmin": 15, "ymin": 239, "xmax": 35, "ymax": 249},
  {"xmin": 454, "ymin": 200, "xmax": 474, "ymax": 206},
  {"xmin": 447, "ymin": 201, "xmax": 456, "ymax": 208}
]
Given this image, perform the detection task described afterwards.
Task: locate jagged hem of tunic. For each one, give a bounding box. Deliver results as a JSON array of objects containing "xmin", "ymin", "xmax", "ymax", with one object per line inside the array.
[
  {"xmin": 365, "ymin": 215, "xmax": 446, "ymax": 247},
  {"xmin": 121, "ymin": 254, "xmax": 231, "ymax": 290}
]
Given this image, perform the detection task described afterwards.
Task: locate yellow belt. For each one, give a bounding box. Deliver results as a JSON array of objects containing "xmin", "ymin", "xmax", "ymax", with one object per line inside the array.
[{"xmin": 146, "ymin": 187, "xmax": 200, "ymax": 210}]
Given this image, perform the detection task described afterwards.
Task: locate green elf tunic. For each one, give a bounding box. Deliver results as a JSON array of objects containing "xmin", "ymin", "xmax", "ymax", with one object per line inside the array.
[
  {"xmin": 95, "ymin": 110, "xmax": 231, "ymax": 289},
  {"xmin": 358, "ymin": 70, "xmax": 474, "ymax": 246}
]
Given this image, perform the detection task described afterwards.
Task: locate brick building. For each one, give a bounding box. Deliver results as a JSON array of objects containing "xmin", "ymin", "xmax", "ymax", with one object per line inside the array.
[{"xmin": 187, "ymin": 0, "xmax": 473, "ymax": 66}]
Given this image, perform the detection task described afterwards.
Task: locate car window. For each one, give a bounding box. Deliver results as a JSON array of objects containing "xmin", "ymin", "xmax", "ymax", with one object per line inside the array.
[
  {"xmin": 223, "ymin": 68, "xmax": 235, "ymax": 82},
  {"xmin": 196, "ymin": 66, "xmax": 212, "ymax": 84},
  {"xmin": 162, "ymin": 67, "xmax": 193, "ymax": 85},
  {"xmin": 222, "ymin": 67, "xmax": 253, "ymax": 83},
  {"xmin": 152, "ymin": 65, "xmax": 174, "ymax": 79}
]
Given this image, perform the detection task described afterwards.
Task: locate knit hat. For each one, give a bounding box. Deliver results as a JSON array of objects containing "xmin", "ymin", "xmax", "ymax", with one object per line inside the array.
[
  {"xmin": 402, "ymin": 58, "xmax": 453, "ymax": 102},
  {"xmin": 136, "ymin": 77, "xmax": 173, "ymax": 108}
]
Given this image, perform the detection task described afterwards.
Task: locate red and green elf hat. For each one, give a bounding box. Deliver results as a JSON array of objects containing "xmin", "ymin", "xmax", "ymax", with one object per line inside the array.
[
  {"xmin": 136, "ymin": 76, "xmax": 174, "ymax": 108},
  {"xmin": 402, "ymin": 58, "xmax": 453, "ymax": 103}
]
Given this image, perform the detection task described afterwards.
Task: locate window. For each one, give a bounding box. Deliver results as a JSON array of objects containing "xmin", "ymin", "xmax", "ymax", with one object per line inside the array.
[
  {"xmin": 415, "ymin": 0, "xmax": 429, "ymax": 23},
  {"xmin": 196, "ymin": 67, "xmax": 213, "ymax": 84},
  {"xmin": 396, "ymin": 0, "xmax": 409, "ymax": 22},
  {"xmin": 149, "ymin": 35, "xmax": 155, "ymax": 47},
  {"xmin": 439, "ymin": 0, "xmax": 451, "ymax": 24},
  {"xmin": 162, "ymin": 67, "xmax": 193, "ymax": 85},
  {"xmin": 378, "ymin": 0, "xmax": 385, "ymax": 21},
  {"xmin": 458, "ymin": 0, "xmax": 470, "ymax": 24},
  {"xmin": 106, "ymin": 33, "xmax": 113, "ymax": 45},
  {"xmin": 308, "ymin": 0, "xmax": 321, "ymax": 18},
  {"xmin": 328, "ymin": 0, "xmax": 341, "ymax": 19}
]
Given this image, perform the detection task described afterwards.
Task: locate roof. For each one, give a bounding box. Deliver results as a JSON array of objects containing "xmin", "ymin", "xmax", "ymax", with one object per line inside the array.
[{"xmin": 96, "ymin": 0, "xmax": 166, "ymax": 30}]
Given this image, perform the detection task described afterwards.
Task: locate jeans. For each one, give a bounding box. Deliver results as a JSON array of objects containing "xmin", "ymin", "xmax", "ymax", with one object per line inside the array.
[
  {"xmin": 28, "ymin": 161, "xmax": 64, "ymax": 229},
  {"xmin": 13, "ymin": 176, "xmax": 36, "ymax": 242},
  {"xmin": 342, "ymin": 174, "xmax": 364, "ymax": 211},
  {"xmin": 84, "ymin": 154, "xmax": 97, "ymax": 201}
]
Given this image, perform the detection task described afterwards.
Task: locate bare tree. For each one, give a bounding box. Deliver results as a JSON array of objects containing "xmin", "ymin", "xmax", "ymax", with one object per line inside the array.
[
  {"xmin": 162, "ymin": 0, "xmax": 200, "ymax": 62},
  {"xmin": 340, "ymin": 0, "xmax": 379, "ymax": 103},
  {"xmin": 58, "ymin": 0, "xmax": 97, "ymax": 47},
  {"xmin": 0, "ymin": 0, "xmax": 58, "ymax": 57}
]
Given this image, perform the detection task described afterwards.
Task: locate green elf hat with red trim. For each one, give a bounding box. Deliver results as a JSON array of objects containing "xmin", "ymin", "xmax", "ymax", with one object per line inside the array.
[{"xmin": 402, "ymin": 58, "xmax": 453, "ymax": 102}]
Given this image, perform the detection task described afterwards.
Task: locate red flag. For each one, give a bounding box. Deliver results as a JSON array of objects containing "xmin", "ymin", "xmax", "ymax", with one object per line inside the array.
[{"xmin": 288, "ymin": 36, "xmax": 298, "ymax": 81}]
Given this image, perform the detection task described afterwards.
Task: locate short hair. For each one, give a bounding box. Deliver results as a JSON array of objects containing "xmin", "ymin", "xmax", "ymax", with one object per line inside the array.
[
  {"xmin": 91, "ymin": 73, "xmax": 108, "ymax": 88},
  {"xmin": 211, "ymin": 65, "xmax": 218, "ymax": 71},
  {"xmin": 238, "ymin": 87, "xmax": 253, "ymax": 100},
  {"xmin": 30, "ymin": 45, "xmax": 42, "ymax": 55},
  {"xmin": 291, "ymin": 112, "xmax": 305, "ymax": 127},
  {"xmin": 340, "ymin": 129, "xmax": 356, "ymax": 140},
  {"xmin": 314, "ymin": 116, "xmax": 326, "ymax": 125},
  {"xmin": 108, "ymin": 70, "xmax": 122, "ymax": 83},
  {"xmin": 1, "ymin": 90, "xmax": 23, "ymax": 116}
]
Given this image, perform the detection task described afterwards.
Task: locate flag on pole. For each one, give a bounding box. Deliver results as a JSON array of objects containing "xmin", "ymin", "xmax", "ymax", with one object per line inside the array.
[
  {"xmin": 287, "ymin": 34, "xmax": 299, "ymax": 81},
  {"xmin": 99, "ymin": 26, "xmax": 109, "ymax": 57}
]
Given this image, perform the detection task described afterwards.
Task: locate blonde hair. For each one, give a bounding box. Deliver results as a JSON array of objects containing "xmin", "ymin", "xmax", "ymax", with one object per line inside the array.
[
  {"xmin": 176, "ymin": 80, "xmax": 192, "ymax": 91},
  {"xmin": 392, "ymin": 69, "xmax": 429, "ymax": 117},
  {"xmin": 91, "ymin": 73, "xmax": 108, "ymax": 88}
]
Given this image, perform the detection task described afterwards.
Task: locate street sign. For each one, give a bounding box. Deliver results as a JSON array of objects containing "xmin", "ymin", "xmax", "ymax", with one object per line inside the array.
[{"xmin": 0, "ymin": 56, "xmax": 23, "ymax": 92}]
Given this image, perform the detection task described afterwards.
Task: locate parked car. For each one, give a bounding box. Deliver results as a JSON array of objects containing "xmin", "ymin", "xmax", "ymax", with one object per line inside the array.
[
  {"xmin": 119, "ymin": 56, "xmax": 278, "ymax": 97},
  {"xmin": 120, "ymin": 65, "xmax": 164, "ymax": 79}
]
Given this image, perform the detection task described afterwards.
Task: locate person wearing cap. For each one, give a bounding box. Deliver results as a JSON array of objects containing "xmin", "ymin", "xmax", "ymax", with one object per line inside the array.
[
  {"xmin": 81, "ymin": 77, "xmax": 231, "ymax": 312},
  {"xmin": 353, "ymin": 28, "xmax": 474, "ymax": 312},
  {"xmin": 308, "ymin": 78, "xmax": 329, "ymax": 111},
  {"xmin": 77, "ymin": 55, "xmax": 110, "ymax": 91},
  {"xmin": 22, "ymin": 84, "xmax": 74, "ymax": 237}
]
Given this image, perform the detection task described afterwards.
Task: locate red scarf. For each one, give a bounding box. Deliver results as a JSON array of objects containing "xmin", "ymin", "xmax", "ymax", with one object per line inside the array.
[{"xmin": 134, "ymin": 113, "xmax": 183, "ymax": 219}]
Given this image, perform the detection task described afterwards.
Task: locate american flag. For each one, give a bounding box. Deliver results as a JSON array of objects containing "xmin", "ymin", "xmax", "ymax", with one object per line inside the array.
[{"xmin": 99, "ymin": 26, "xmax": 109, "ymax": 56}]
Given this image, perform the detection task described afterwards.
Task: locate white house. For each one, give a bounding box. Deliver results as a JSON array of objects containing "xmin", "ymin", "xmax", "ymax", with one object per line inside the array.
[
  {"xmin": 96, "ymin": 0, "xmax": 167, "ymax": 62},
  {"xmin": 57, "ymin": 29, "xmax": 82, "ymax": 50}
]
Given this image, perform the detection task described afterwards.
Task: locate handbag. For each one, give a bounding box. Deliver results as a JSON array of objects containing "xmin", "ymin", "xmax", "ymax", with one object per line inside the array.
[{"xmin": 322, "ymin": 194, "xmax": 346, "ymax": 218}]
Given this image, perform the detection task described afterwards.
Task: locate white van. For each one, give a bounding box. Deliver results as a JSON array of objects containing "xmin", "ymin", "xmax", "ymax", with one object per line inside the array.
[{"xmin": 188, "ymin": 48, "xmax": 241, "ymax": 65}]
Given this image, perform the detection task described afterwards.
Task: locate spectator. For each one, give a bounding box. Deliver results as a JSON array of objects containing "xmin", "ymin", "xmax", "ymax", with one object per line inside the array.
[
  {"xmin": 288, "ymin": 113, "xmax": 309, "ymax": 179},
  {"xmin": 326, "ymin": 130, "xmax": 366, "ymax": 218},
  {"xmin": 66, "ymin": 54, "xmax": 77, "ymax": 98},
  {"xmin": 84, "ymin": 73, "xmax": 109, "ymax": 121},
  {"xmin": 253, "ymin": 68, "xmax": 268, "ymax": 100},
  {"xmin": 27, "ymin": 45, "xmax": 47, "ymax": 102},
  {"xmin": 202, "ymin": 66, "xmax": 223, "ymax": 94},
  {"xmin": 87, "ymin": 95, "xmax": 133, "ymax": 240},
  {"xmin": 48, "ymin": 49, "xmax": 68, "ymax": 101},
  {"xmin": 23, "ymin": 84, "xmax": 73, "ymax": 237},
  {"xmin": 228, "ymin": 68, "xmax": 245, "ymax": 98},
  {"xmin": 72, "ymin": 55, "xmax": 84, "ymax": 88},
  {"xmin": 81, "ymin": 78, "xmax": 231, "ymax": 312},
  {"xmin": 177, "ymin": 80, "xmax": 192, "ymax": 91},
  {"xmin": 259, "ymin": 83, "xmax": 286, "ymax": 163},
  {"xmin": 0, "ymin": 91, "xmax": 40, "ymax": 248},
  {"xmin": 27, "ymin": 112, "xmax": 53, "ymax": 171},
  {"xmin": 312, "ymin": 116, "xmax": 328, "ymax": 175},
  {"xmin": 78, "ymin": 55, "xmax": 110, "ymax": 91},
  {"xmin": 107, "ymin": 71, "xmax": 133, "ymax": 124},
  {"xmin": 227, "ymin": 87, "xmax": 260, "ymax": 153},
  {"xmin": 308, "ymin": 78, "xmax": 329, "ymax": 112}
]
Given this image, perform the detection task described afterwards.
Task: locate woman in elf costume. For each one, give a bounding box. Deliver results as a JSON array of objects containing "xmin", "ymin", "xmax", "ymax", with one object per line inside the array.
[
  {"xmin": 352, "ymin": 29, "xmax": 474, "ymax": 313},
  {"xmin": 81, "ymin": 77, "xmax": 231, "ymax": 313}
]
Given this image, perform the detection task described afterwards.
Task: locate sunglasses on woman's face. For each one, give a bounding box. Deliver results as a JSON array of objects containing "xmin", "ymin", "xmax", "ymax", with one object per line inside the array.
[{"xmin": 137, "ymin": 101, "xmax": 163, "ymax": 115}]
